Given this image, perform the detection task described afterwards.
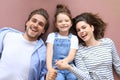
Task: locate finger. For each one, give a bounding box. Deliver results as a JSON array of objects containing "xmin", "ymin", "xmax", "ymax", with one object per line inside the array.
[{"xmin": 55, "ymin": 60, "xmax": 58, "ymax": 62}]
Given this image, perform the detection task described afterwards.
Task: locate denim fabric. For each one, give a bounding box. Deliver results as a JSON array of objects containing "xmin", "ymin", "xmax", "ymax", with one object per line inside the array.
[{"xmin": 52, "ymin": 32, "xmax": 77, "ymax": 80}]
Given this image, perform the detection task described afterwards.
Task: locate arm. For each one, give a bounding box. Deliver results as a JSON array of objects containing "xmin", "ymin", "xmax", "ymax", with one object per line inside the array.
[
  {"xmin": 45, "ymin": 68, "xmax": 57, "ymax": 80},
  {"xmin": 41, "ymin": 64, "xmax": 57, "ymax": 80},
  {"xmin": 56, "ymin": 49, "xmax": 76, "ymax": 67},
  {"xmin": 62, "ymin": 48, "xmax": 77, "ymax": 63},
  {"xmin": 56, "ymin": 48, "xmax": 91, "ymax": 80},
  {"xmin": 46, "ymin": 43, "xmax": 57, "ymax": 80},
  {"xmin": 62, "ymin": 35, "xmax": 78, "ymax": 63},
  {"xmin": 56, "ymin": 60, "xmax": 90, "ymax": 80},
  {"xmin": 40, "ymin": 63, "xmax": 47, "ymax": 80},
  {"xmin": 0, "ymin": 27, "xmax": 23, "ymax": 58},
  {"xmin": 110, "ymin": 39, "xmax": 120, "ymax": 76},
  {"xmin": 46, "ymin": 43, "xmax": 53, "ymax": 71},
  {"xmin": 37, "ymin": 40, "xmax": 56, "ymax": 80}
]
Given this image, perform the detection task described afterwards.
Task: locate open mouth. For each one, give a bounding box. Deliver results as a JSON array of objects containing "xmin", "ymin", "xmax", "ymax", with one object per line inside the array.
[
  {"xmin": 81, "ymin": 33, "xmax": 87, "ymax": 39},
  {"xmin": 30, "ymin": 27, "xmax": 37, "ymax": 32}
]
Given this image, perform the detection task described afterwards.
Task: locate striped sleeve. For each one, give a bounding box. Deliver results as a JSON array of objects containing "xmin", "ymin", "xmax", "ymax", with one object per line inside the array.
[
  {"xmin": 70, "ymin": 64, "xmax": 91, "ymax": 80},
  {"xmin": 109, "ymin": 38, "xmax": 120, "ymax": 75}
]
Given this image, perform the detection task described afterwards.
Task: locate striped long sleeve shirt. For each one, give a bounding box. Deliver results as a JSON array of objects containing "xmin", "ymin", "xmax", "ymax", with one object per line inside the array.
[{"xmin": 70, "ymin": 38, "xmax": 120, "ymax": 80}]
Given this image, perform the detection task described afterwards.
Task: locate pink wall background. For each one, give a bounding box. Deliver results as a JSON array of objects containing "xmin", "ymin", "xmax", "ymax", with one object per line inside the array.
[{"xmin": 0, "ymin": 0, "xmax": 120, "ymax": 79}]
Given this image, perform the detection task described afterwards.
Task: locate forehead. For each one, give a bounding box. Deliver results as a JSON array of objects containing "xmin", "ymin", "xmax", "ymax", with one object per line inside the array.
[
  {"xmin": 76, "ymin": 21, "xmax": 88, "ymax": 28},
  {"xmin": 31, "ymin": 14, "xmax": 46, "ymax": 23},
  {"xmin": 57, "ymin": 13, "xmax": 70, "ymax": 20},
  {"xmin": 76, "ymin": 21, "xmax": 86, "ymax": 25}
]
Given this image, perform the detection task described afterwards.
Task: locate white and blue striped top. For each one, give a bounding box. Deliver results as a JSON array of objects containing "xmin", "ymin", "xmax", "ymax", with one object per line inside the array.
[{"xmin": 71, "ymin": 38, "xmax": 120, "ymax": 80}]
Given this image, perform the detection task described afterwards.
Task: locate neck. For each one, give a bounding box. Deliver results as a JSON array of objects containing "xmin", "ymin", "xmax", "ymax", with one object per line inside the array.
[
  {"xmin": 59, "ymin": 31, "xmax": 69, "ymax": 36},
  {"xmin": 86, "ymin": 38, "xmax": 100, "ymax": 47},
  {"xmin": 23, "ymin": 33, "xmax": 37, "ymax": 41}
]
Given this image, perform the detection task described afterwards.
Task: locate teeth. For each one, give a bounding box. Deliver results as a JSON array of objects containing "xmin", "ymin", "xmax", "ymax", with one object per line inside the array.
[
  {"xmin": 81, "ymin": 34, "xmax": 84, "ymax": 36},
  {"xmin": 31, "ymin": 29, "xmax": 37, "ymax": 32},
  {"xmin": 81, "ymin": 32, "xmax": 87, "ymax": 37},
  {"xmin": 31, "ymin": 27, "xmax": 37, "ymax": 32},
  {"xmin": 81, "ymin": 34, "xmax": 86, "ymax": 38},
  {"xmin": 81, "ymin": 34, "xmax": 85, "ymax": 37},
  {"xmin": 82, "ymin": 36, "xmax": 85, "ymax": 38}
]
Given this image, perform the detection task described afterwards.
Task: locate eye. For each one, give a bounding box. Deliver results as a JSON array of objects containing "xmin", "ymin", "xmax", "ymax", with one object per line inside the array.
[
  {"xmin": 31, "ymin": 18, "xmax": 37, "ymax": 23},
  {"xmin": 38, "ymin": 22, "xmax": 45, "ymax": 27},
  {"xmin": 57, "ymin": 20, "xmax": 62, "ymax": 23},
  {"xmin": 65, "ymin": 19, "xmax": 70, "ymax": 22},
  {"xmin": 76, "ymin": 28, "xmax": 80, "ymax": 32},
  {"xmin": 81, "ymin": 25, "xmax": 86, "ymax": 29}
]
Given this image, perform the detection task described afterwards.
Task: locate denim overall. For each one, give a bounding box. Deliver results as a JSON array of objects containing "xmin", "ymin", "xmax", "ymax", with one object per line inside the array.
[{"xmin": 52, "ymin": 32, "xmax": 77, "ymax": 80}]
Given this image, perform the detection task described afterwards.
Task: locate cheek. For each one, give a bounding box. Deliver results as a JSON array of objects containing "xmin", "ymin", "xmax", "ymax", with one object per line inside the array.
[
  {"xmin": 38, "ymin": 27, "xmax": 45, "ymax": 33},
  {"xmin": 25, "ymin": 22, "xmax": 30, "ymax": 28},
  {"xmin": 56, "ymin": 23, "xmax": 60, "ymax": 28},
  {"xmin": 41, "ymin": 29, "xmax": 45, "ymax": 34},
  {"xmin": 70, "ymin": 22, "xmax": 72, "ymax": 26},
  {"xmin": 77, "ymin": 32, "xmax": 81, "ymax": 37}
]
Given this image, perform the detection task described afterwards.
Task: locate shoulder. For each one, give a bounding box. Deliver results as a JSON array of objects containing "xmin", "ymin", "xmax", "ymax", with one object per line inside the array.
[
  {"xmin": 71, "ymin": 34, "xmax": 78, "ymax": 38},
  {"xmin": 47, "ymin": 32, "xmax": 56, "ymax": 40},
  {"xmin": 100, "ymin": 38, "xmax": 115, "ymax": 46},
  {"xmin": 0, "ymin": 27, "xmax": 22, "ymax": 33},
  {"xmin": 0, "ymin": 27, "xmax": 23, "ymax": 39},
  {"xmin": 100, "ymin": 38, "xmax": 113, "ymax": 43},
  {"xmin": 46, "ymin": 32, "xmax": 56, "ymax": 43},
  {"xmin": 37, "ymin": 39, "xmax": 46, "ymax": 57},
  {"xmin": 47, "ymin": 32, "xmax": 56, "ymax": 37},
  {"xmin": 38, "ymin": 38, "xmax": 46, "ymax": 45},
  {"xmin": 0, "ymin": 27, "xmax": 23, "ymax": 40},
  {"xmin": 70, "ymin": 34, "xmax": 78, "ymax": 41}
]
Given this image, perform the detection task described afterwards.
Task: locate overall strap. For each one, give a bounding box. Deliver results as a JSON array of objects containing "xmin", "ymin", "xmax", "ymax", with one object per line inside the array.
[
  {"xmin": 54, "ymin": 32, "xmax": 72, "ymax": 39},
  {"xmin": 54, "ymin": 32, "xmax": 58, "ymax": 37},
  {"xmin": 68, "ymin": 33, "xmax": 72, "ymax": 39}
]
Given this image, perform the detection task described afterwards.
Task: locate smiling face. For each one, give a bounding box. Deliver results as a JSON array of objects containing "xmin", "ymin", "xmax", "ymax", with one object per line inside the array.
[
  {"xmin": 24, "ymin": 14, "xmax": 46, "ymax": 41},
  {"xmin": 55, "ymin": 13, "xmax": 72, "ymax": 35},
  {"xmin": 76, "ymin": 21, "xmax": 95, "ymax": 43}
]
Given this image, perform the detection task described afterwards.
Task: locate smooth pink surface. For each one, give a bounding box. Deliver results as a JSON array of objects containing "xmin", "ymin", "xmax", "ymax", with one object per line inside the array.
[{"xmin": 0, "ymin": 0, "xmax": 120, "ymax": 79}]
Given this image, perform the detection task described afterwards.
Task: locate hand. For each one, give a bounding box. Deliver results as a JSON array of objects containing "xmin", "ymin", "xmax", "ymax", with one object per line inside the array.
[
  {"xmin": 46, "ymin": 68, "xmax": 57, "ymax": 80},
  {"xmin": 55, "ymin": 60, "xmax": 70, "ymax": 70},
  {"xmin": 55, "ymin": 60, "xmax": 64, "ymax": 65}
]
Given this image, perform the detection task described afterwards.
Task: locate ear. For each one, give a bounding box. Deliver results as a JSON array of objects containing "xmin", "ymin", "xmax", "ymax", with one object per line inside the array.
[
  {"xmin": 41, "ymin": 29, "xmax": 45, "ymax": 34},
  {"xmin": 25, "ymin": 21, "xmax": 29, "ymax": 27},
  {"xmin": 91, "ymin": 25, "xmax": 94, "ymax": 31}
]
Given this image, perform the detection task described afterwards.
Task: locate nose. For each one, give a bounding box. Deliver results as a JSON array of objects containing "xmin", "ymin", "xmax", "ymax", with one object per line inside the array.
[
  {"xmin": 80, "ymin": 29, "xmax": 84, "ymax": 33},
  {"xmin": 62, "ymin": 21, "xmax": 66, "ymax": 25},
  {"xmin": 34, "ymin": 22, "xmax": 39, "ymax": 27}
]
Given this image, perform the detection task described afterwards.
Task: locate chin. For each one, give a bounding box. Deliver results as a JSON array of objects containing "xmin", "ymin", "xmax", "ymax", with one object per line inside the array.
[{"xmin": 82, "ymin": 38, "xmax": 87, "ymax": 42}]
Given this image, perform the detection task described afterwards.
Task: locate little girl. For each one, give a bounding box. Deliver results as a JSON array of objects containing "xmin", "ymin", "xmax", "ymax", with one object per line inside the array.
[{"xmin": 46, "ymin": 4, "xmax": 78, "ymax": 80}]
